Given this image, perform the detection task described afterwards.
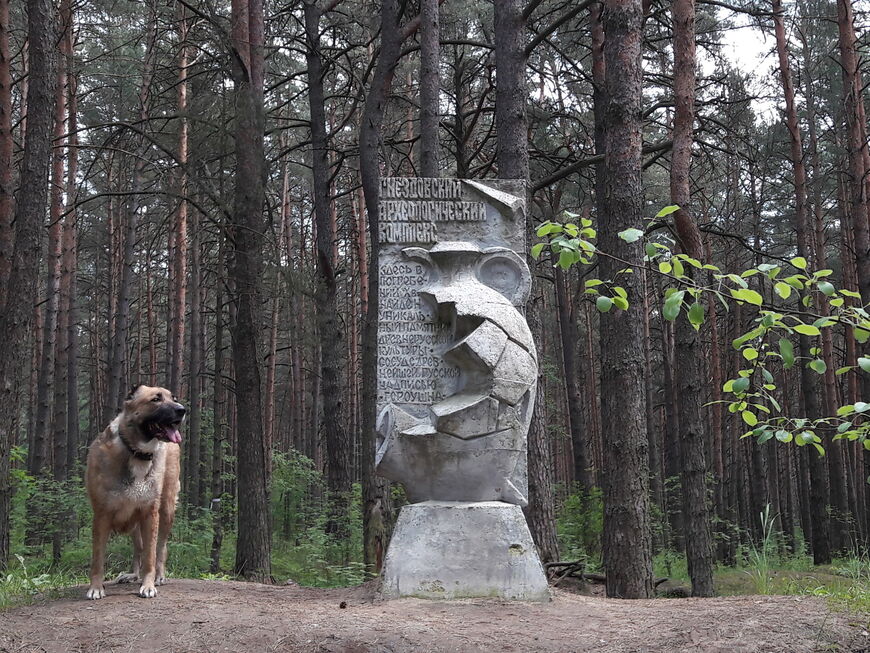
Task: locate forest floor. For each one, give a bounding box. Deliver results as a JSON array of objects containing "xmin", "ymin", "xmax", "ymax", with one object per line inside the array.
[{"xmin": 1, "ymin": 578, "xmax": 869, "ymax": 652}]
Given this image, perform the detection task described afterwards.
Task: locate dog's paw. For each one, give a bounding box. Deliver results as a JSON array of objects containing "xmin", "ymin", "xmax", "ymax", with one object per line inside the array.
[
  {"xmin": 86, "ymin": 587, "xmax": 105, "ymax": 600},
  {"xmin": 155, "ymin": 576, "xmax": 168, "ymax": 586},
  {"xmin": 138, "ymin": 584, "xmax": 158, "ymax": 598},
  {"xmin": 115, "ymin": 573, "xmax": 139, "ymax": 584}
]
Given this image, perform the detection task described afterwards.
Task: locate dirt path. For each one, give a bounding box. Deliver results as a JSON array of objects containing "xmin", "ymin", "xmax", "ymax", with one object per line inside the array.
[{"xmin": 1, "ymin": 579, "xmax": 867, "ymax": 652}]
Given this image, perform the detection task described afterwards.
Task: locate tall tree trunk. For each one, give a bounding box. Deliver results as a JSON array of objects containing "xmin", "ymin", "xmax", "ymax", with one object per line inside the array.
[
  {"xmin": 0, "ymin": 0, "xmax": 12, "ymax": 307},
  {"xmin": 210, "ymin": 272, "xmax": 226, "ymax": 573},
  {"xmin": 670, "ymin": 0, "xmax": 713, "ymax": 597},
  {"xmin": 29, "ymin": 18, "xmax": 67, "ymax": 482},
  {"xmin": 359, "ymin": 0, "xmax": 401, "ymax": 575},
  {"xmin": 772, "ymin": 0, "xmax": 832, "ymax": 563},
  {"xmin": 599, "ymin": 0, "xmax": 654, "ymax": 599},
  {"xmin": 51, "ymin": 0, "xmax": 74, "ymax": 563},
  {"xmin": 494, "ymin": 0, "xmax": 527, "ymax": 181},
  {"xmin": 555, "ymin": 265, "xmax": 591, "ymax": 492},
  {"xmin": 305, "ymin": 0, "xmax": 350, "ymax": 536},
  {"xmin": 642, "ymin": 267, "xmax": 663, "ymax": 548},
  {"xmin": 0, "ymin": 0, "xmax": 57, "ymax": 570},
  {"xmin": 169, "ymin": 3, "xmax": 190, "ymax": 396},
  {"xmin": 799, "ymin": 25, "xmax": 851, "ymax": 552},
  {"xmin": 660, "ymin": 310, "xmax": 683, "ymax": 551},
  {"xmin": 264, "ymin": 294, "xmax": 279, "ymax": 453},
  {"xmin": 186, "ymin": 227, "xmax": 202, "ymax": 508},
  {"xmin": 229, "ymin": 0, "xmax": 271, "ymax": 582},
  {"xmin": 64, "ymin": 43, "xmax": 80, "ymax": 476},
  {"xmin": 419, "ymin": 0, "xmax": 440, "ymax": 177},
  {"xmin": 524, "ymin": 294, "xmax": 560, "ymax": 564},
  {"xmin": 589, "ymin": 1, "xmax": 606, "ymax": 492},
  {"xmin": 705, "ymin": 238, "xmax": 724, "ymax": 536},
  {"xmin": 450, "ymin": 47, "xmax": 469, "ymax": 178},
  {"xmin": 494, "ymin": 0, "xmax": 559, "ymax": 563},
  {"xmin": 836, "ymin": 0, "xmax": 870, "ymax": 301}
]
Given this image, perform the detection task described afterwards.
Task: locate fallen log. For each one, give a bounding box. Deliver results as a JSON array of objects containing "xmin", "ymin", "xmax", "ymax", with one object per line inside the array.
[{"xmin": 544, "ymin": 562, "xmax": 669, "ymax": 588}]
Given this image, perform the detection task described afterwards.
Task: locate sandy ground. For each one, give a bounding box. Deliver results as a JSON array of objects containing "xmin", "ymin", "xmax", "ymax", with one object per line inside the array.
[{"xmin": 1, "ymin": 578, "xmax": 868, "ymax": 652}]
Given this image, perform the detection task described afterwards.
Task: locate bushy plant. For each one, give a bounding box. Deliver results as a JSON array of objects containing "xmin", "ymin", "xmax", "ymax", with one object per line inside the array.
[
  {"xmin": 556, "ymin": 485, "xmax": 603, "ymax": 565},
  {"xmin": 270, "ymin": 482, "xmax": 364, "ymax": 587},
  {"xmin": 833, "ymin": 553, "xmax": 870, "ymax": 582},
  {"xmin": 654, "ymin": 548, "xmax": 688, "ymax": 581}
]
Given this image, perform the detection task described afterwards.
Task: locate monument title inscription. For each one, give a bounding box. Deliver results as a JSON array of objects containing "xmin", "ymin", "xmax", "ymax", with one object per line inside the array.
[{"xmin": 376, "ymin": 177, "xmax": 523, "ymax": 415}]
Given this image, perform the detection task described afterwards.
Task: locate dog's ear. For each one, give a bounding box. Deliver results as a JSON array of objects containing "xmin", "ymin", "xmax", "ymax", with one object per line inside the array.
[{"xmin": 126, "ymin": 384, "xmax": 143, "ymax": 401}]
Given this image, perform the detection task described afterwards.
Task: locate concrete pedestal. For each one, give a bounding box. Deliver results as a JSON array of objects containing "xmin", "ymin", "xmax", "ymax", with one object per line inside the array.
[{"xmin": 380, "ymin": 501, "xmax": 550, "ymax": 601}]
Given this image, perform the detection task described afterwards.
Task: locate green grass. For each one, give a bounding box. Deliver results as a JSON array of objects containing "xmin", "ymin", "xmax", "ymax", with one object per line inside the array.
[
  {"xmin": 1, "ymin": 513, "xmax": 367, "ymax": 610},
  {"xmin": 0, "ymin": 555, "xmax": 85, "ymax": 609},
  {"xmin": 649, "ymin": 544, "xmax": 870, "ymax": 620}
]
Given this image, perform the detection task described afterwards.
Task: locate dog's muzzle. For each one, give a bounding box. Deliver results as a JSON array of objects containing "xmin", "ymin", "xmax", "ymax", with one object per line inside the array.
[{"xmin": 144, "ymin": 404, "xmax": 186, "ymax": 444}]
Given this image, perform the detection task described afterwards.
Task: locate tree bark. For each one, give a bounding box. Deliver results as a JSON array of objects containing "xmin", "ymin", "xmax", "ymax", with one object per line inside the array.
[
  {"xmin": 494, "ymin": 0, "xmax": 527, "ymax": 180},
  {"xmin": 359, "ymin": 0, "xmax": 402, "ymax": 575},
  {"xmin": 0, "ymin": 0, "xmax": 57, "ymax": 570},
  {"xmin": 449, "ymin": 46, "xmax": 469, "ymax": 178},
  {"xmin": 169, "ymin": 2, "xmax": 190, "ymax": 397},
  {"xmin": 29, "ymin": 23, "xmax": 67, "ymax": 481},
  {"xmin": 799, "ymin": 24, "xmax": 850, "ymax": 553},
  {"xmin": 64, "ymin": 42, "xmax": 80, "ymax": 477},
  {"xmin": 555, "ymin": 265, "xmax": 591, "ymax": 492},
  {"xmin": 305, "ymin": 0, "xmax": 350, "ymax": 536},
  {"xmin": 704, "ymin": 237, "xmax": 724, "ymax": 533},
  {"xmin": 494, "ymin": 0, "xmax": 560, "ymax": 564},
  {"xmin": 419, "ymin": 0, "xmax": 440, "ymax": 177},
  {"xmin": 599, "ymin": 0, "xmax": 654, "ymax": 599},
  {"xmin": 51, "ymin": 0, "xmax": 74, "ymax": 562},
  {"xmin": 670, "ymin": 0, "xmax": 714, "ymax": 597},
  {"xmin": 772, "ymin": 0, "xmax": 832, "ymax": 562},
  {"xmin": 0, "ymin": 0, "xmax": 12, "ymax": 308},
  {"xmin": 836, "ymin": 0, "xmax": 870, "ymax": 301},
  {"xmin": 524, "ymin": 294, "xmax": 560, "ymax": 564},
  {"xmin": 229, "ymin": 0, "xmax": 271, "ymax": 582},
  {"xmin": 210, "ymin": 269, "xmax": 227, "ymax": 573},
  {"xmin": 186, "ymin": 226, "xmax": 203, "ymax": 508}
]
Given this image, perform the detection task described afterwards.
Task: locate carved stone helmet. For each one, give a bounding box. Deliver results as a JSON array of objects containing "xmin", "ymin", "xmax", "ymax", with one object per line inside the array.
[{"xmin": 402, "ymin": 241, "xmax": 532, "ymax": 310}]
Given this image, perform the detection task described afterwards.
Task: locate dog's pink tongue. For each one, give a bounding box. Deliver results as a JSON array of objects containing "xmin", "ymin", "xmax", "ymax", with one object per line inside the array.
[{"xmin": 167, "ymin": 429, "xmax": 182, "ymax": 444}]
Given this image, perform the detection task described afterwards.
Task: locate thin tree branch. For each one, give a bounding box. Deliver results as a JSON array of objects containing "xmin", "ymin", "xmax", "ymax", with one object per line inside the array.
[
  {"xmin": 532, "ymin": 140, "xmax": 673, "ymax": 193},
  {"xmin": 525, "ymin": 0, "xmax": 596, "ymax": 57}
]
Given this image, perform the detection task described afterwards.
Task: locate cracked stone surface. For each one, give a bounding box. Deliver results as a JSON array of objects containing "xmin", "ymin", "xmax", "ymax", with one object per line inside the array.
[{"xmin": 376, "ymin": 242, "xmax": 536, "ymax": 504}]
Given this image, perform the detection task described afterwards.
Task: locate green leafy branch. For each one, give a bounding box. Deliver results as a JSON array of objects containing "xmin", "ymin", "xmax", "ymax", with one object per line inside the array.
[{"xmin": 533, "ymin": 206, "xmax": 870, "ymax": 452}]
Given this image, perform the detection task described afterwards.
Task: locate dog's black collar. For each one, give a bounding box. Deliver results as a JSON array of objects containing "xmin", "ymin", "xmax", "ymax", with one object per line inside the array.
[{"xmin": 118, "ymin": 435, "xmax": 154, "ymax": 461}]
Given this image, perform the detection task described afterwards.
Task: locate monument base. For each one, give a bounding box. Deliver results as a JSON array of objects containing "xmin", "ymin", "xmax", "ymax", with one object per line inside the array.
[{"xmin": 380, "ymin": 501, "xmax": 550, "ymax": 601}]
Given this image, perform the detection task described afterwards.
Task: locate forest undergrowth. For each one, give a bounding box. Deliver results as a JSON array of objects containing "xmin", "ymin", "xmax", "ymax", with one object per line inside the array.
[
  {"xmin": 0, "ymin": 449, "xmax": 367, "ymax": 609},
  {"xmin": 3, "ymin": 465, "xmax": 870, "ymax": 625}
]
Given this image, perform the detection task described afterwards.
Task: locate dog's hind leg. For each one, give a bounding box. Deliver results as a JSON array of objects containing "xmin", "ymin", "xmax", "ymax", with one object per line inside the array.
[
  {"xmin": 87, "ymin": 514, "xmax": 111, "ymax": 600},
  {"xmin": 137, "ymin": 508, "xmax": 160, "ymax": 598},
  {"xmin": 115, "ymin": 524, "xmax": 142, "ymax": 584}
]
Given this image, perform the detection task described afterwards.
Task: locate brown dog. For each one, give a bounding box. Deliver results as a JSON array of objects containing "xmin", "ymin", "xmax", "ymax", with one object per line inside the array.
[{"xmin": 85, "ymin": 385, "xmax": 184, "ymax": 599}]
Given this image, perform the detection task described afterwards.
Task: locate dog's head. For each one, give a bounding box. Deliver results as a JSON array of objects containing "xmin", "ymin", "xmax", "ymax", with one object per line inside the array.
[{"xmin": 124, "ymin": 385, "xmax": 186, "ymax": 444}]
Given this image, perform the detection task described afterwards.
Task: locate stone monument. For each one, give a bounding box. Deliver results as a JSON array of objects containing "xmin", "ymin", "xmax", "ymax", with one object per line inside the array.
[{"xmin": 376, "ymin": 177, "xmax": 549, "ymax": 601}]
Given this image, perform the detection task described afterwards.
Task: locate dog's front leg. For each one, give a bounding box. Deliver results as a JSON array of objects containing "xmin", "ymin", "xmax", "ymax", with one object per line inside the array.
[
  {"xmin": 87, "ymin": 514, "xmax": 111, "ymax": 600},
  {"xmin": 137, "ymin": 508, "xmax": 160, "ymax": 598},
  {"xmin": 155, "ymin": 506, "xmax": 174, "ymax": 585}
]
